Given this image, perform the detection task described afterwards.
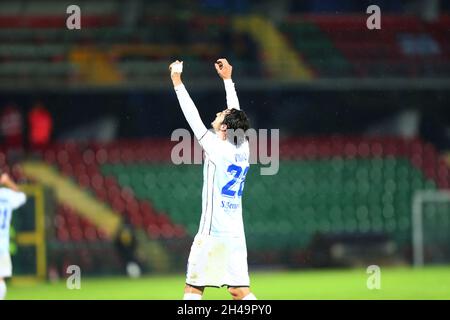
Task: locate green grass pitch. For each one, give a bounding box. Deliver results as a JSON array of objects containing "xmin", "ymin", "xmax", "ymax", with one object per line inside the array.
[{"xmin": 6, "ymin": 266, "xmax": 450, "ymax": 300}]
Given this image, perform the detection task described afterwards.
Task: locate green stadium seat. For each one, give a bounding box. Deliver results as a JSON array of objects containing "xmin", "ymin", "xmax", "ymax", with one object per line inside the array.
[{"xmin": 102, "ymin": 154, "xmax": 441, "ymax": 251}]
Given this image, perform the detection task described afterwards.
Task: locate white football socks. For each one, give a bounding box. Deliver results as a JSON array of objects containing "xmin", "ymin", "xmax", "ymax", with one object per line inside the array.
[
  {"xmin": 183, "ymin": 293, "xmax": 202, "ymax": 300},
  {"xmin": 0, "ymin": 280, "xmax": 6, "ymax": 300},
  {"xmin": 242, "ymin": 293, "xmax": 257, "ymax": 300}
]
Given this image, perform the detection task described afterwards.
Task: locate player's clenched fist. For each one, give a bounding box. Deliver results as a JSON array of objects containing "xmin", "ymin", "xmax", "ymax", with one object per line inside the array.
[
  {"xmin": 169, "ymin": 60, "xmax": 183, "ymax": 87},
  {"xmin": 215, "ymin": 58, "xmax": 232, "ymax": 80}
]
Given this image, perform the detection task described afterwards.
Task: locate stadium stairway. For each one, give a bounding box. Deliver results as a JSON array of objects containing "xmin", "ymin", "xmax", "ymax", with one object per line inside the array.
[
  {"xmin": 21, "ymin": 160, "xmax": 122, "ymax": 238},
  {"xmin": 20, "ymin": 158, "xmax": 177, "ymax": 273},
  {"xmin": 233, "ymin": 15, "xmax": 314, "ymax": 79},
  {"xmin": 279, "ymin": 16, "xmax": 352, "ymax": 77},
  {"xmin": 38, "ymin": 142, "xmax": 185, "ymax": 238}
]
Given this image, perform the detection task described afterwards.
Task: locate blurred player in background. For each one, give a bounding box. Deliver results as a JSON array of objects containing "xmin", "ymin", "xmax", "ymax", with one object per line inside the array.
[
  {"xmin": 0, "ymin": 173, "xmax": 27, "ymax": 300},
  {"xmin": 170, "ymin": 58, "xmax": 257, "ymax": 300}
]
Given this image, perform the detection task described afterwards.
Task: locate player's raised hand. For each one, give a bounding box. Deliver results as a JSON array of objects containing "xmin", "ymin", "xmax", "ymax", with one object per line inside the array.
[
  {"xmin": 215, "ymin": 58, "xmax": 232, "ymax": 80},
  {"xmin": 169, "ymin": 60, "xmax": 183, "ymax": 86}
]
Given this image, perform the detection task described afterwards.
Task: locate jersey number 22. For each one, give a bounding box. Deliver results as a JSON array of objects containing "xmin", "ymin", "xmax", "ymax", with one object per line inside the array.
[{"xmin": 221, "ymin": 164, "xmax": 249, "ymax": 198}]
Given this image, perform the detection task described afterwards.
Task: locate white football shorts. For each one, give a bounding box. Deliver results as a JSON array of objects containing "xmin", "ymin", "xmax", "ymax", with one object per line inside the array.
[
  {"xmin": 186, "ymin": 233, "xmax": 250, "ymax": 288},
  {"xmin": 0, "ymin": 253, "xmax": 12, "ymax": 278}
]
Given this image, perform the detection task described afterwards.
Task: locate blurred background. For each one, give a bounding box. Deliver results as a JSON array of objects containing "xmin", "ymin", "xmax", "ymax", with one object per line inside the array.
[{"xmin": 1, "ymin": 0, "xmax": 450, "ymax": 297}]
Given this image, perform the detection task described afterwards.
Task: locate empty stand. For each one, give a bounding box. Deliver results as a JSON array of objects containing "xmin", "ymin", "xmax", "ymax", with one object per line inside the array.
[{"xmin": 281, "ymin": 15, "xmax": 450, "ymax": 78}]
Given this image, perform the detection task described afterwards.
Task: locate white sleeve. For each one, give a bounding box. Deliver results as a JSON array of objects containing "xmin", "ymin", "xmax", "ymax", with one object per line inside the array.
[
  {"xmin": 224, "ymin": 79, "xmax": 241, "ymax": 110},
  {"xmin": 8, "ymin": 189, "xmax": 27, "ymax": 210},
  {"xmin": 174, "ymin": 84, "xmax": 208, "ymax": 140}
]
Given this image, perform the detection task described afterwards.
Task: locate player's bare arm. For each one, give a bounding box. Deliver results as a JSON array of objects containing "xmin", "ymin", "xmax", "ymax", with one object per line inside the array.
[
  {"xmin": 215, "ymin": 58, "xmax": 241, "ymax": 111},
  {"xmin": 0, "ymin": 173, "xmax": 19, "ymax": 192}
]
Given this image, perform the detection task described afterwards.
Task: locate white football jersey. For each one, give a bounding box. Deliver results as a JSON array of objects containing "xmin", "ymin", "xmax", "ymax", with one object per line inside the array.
[
  {"xmin": 175, "ymin": 78, "xmax": 248, "ymax": 238},
  {"xmin": 0, "ymin": 188, "xmax": 27, "ymax": 255},
  {"xmin": 197, "ymin": 132, "xmax": 250, "ymax": 237}
]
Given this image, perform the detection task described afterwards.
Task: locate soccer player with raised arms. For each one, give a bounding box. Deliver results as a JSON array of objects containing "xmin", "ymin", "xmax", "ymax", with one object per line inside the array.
[
  {"xmin": 170, "ymin": 58, "xmax": 257, "ymax": 300},
  {"xmin": 0, "ymin": 172, "xmax": 27, "ymax": 300}
]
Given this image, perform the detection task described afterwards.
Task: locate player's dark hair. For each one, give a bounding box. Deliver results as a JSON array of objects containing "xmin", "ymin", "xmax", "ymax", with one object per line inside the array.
[
  {"xmin": 223, "ymin": 108, "xmax": 250, "ymax": 132},
  {"xmin": 223, "ymin": 108, "xmax": 250, "ymax": 145}
]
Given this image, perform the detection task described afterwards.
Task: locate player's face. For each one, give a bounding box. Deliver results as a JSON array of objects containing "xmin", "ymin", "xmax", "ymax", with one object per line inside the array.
[{"xmin": 211, "ymin": 109, "xmax": 230, "ymax": 131}]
